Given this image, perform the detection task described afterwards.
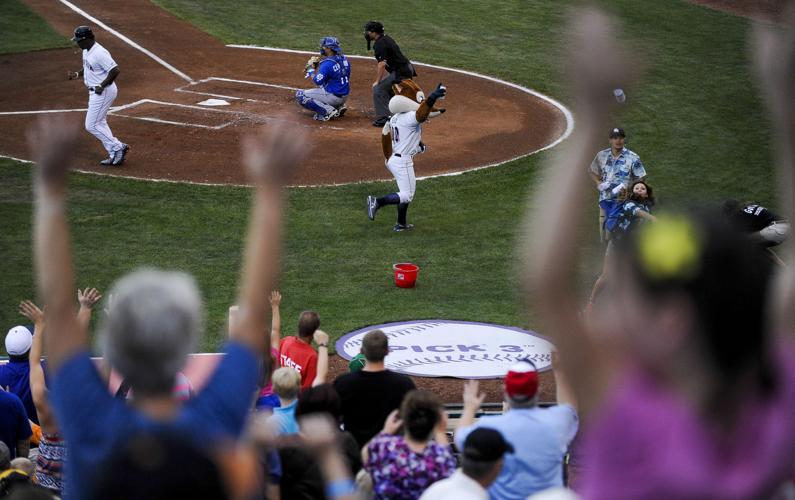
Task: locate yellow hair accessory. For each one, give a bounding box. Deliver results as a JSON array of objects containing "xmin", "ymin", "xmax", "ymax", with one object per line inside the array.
[{"xmin": 637, "ymin": 215, "xmax": 701, "ymax": 281}]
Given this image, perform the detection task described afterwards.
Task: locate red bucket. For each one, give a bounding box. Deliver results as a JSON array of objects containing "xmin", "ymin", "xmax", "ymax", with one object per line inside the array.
[{"xmin": 393, "ymin": 263, "xmax": 419, "ymax": 288}]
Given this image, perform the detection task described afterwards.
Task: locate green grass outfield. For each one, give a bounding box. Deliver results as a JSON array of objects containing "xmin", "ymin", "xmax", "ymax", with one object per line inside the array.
[{"xmin": 1, "ymin": 0, "xmax": 777, "ymax": 353}]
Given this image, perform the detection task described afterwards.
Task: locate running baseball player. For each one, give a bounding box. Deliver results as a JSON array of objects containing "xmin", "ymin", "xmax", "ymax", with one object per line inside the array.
[
  {"xmin": 366, "ymin": 80, "xmax": 447, "ymax": 231},
  {"xmin": 68, "ymin": 26, "xmax": 129, "ymax": 166},
  {"xmin": 295, "ymin": 37, "xmax": 351, "ymax": 122}
]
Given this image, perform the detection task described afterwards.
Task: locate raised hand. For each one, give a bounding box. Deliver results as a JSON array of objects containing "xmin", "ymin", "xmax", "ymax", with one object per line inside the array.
[
  {"xmin": 313, "ymin": 329, "xmax": 329, "ymax": 346},
  {"xmin": 19, "ymin": 300, "xmax": 45, "ymax": 327},
  {"xmin": 382, "ymin": 409, "xmax": 404, "ymax": 435},
  {"xmin": 26, "ymin": 115, "xmax": 80, "ymax": 190},
  {"xmin": 299, "ymin": 414, "xmax": 339, "ymax": 449},
  {"xmin": 269, "ymin": 290, "xmax": 282, "ymax": 306},
  {"xmin": 462, "ymin": 379, "xmax": 486, "ymax": 411},
  {"xmin": 241, "ymin": 121, "xmax": 311, "ymax": 186},
  {"xmin": 77, "ymin": 288, "xmax": 102, "ymax": 309},
  {"xmin": 752, "ymin": 4, "xmax": 795, "ymax": 117},
  {"xmin": 567, "ymin": 7, "xmax": 634, "ymax": 119}
]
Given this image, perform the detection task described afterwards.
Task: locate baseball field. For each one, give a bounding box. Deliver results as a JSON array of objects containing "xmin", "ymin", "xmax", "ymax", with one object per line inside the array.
[{"xmin": 0, "ymin": 0, "xmax": 778, "ymax": 360}]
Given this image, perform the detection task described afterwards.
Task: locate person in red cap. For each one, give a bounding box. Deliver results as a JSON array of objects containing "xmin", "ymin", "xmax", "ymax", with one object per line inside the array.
[{"xmin": 454, "ymin": 359, "xmax": 578, "ymax": 499}]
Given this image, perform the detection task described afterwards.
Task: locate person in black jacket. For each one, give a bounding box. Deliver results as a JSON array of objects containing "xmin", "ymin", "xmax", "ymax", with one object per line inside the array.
[{"xmin": 364, "ymin": 21, "xmax": 417, "ymax": 126}]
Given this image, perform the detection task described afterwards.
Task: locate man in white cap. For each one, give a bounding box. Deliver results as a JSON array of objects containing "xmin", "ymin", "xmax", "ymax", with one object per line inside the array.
[
  {"xmin": 421, "ymin": 427, "xmax": 513, "ymax": 500},
  {"xmin": 0, "ymin": 326, "xmax": 37, "ymax": 425},
  {"xmin": 454, "ymin": 359, "xmax": 579, "ymax": 499}
]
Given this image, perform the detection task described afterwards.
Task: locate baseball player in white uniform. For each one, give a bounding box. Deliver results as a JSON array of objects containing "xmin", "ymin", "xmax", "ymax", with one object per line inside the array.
[
  {"xmin": 68, "ymin": 26, "xmax": 129, "ymax": 166},
  {"xmin": 367, "ymin": 81, "xmax": 447, "ymax": 231}
]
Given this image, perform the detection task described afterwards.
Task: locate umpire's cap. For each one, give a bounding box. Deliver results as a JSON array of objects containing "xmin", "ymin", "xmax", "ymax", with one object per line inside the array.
[
  {"xmin": 364, "ymin": 21, "xmax": 384, "ymax": 34},
  {"xmin": 72, "ymin": 26, "xmax": 94, "ymax": 42}
]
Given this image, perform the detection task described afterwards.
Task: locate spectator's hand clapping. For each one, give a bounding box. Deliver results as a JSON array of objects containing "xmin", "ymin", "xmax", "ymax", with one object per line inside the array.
[
  {"xmin": 242, "ymin": 122, "xmax": 311, "ymax": 186},
  {"xmin": 269, "ymin": 290, "xmax": 282, "ymax": 306},
  {"xmin": 78, "ymin": 288, "xmax": 102, "ymax": 309},
  {"xmin": 19, "ymin": 300, "xmax": 45, "ymax": 327}
]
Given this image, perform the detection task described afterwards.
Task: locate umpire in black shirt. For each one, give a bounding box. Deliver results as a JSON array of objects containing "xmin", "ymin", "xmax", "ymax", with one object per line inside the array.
[{"xmin": 364, "ymin": 21, "xmax": 417, "ymax": 127}]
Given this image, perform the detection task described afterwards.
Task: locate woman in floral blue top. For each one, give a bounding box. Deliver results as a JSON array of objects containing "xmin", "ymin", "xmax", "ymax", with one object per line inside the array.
[
  {"xmin": 363, "ymin": 390, "xmax": 456, "ymax": 499},
  {"xmin": 589, "ymin": 180, "xmax": 657, "ymax": 306}
]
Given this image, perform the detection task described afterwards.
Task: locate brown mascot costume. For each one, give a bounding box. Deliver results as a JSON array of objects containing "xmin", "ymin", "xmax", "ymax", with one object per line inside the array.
[{"xmin": 366, "ymin": 80, "xmax": 447, "ymax": 231}]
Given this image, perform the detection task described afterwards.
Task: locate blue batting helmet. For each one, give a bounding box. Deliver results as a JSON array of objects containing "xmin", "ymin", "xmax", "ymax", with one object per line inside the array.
[{"xmin": 319, "ymin": 36, "xmax": 342, "ymax": 54}]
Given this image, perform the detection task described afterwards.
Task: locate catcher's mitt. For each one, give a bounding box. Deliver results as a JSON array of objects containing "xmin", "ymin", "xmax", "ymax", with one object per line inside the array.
[{"xmin": 304, "ymin": 56, "xmax": 321, "ymax": 78}]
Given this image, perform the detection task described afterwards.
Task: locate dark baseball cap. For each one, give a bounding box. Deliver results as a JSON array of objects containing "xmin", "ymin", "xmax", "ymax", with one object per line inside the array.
[
  {"xmin": 463, "ymin": 428, "xmax": 514, "ymax": 462},
  {"xmin": 364, "ymin": 21, "xmax": 384, "ymax": 34},
  {"xmin": 609, "ymin": 127, "xmax": 626, "ymax": 138},
  {"xmin": 72, "ymin": 26, "xmax": 94, "ymax": 42}
]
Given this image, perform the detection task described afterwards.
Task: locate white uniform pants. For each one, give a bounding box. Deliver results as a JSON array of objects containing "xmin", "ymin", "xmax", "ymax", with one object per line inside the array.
[
  {"xmin": 85, "ymin": 83, "xmax": 123, "ymax": 155},
  {"xmin": 387, "ymin": 154, "xmax": 415, "ymax": 203}
]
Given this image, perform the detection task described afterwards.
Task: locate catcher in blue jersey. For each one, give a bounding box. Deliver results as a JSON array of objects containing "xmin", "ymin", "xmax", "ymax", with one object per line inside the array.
[{"xmin": 295, "ymin": 37, "xmax": 351, "ymax": 122}]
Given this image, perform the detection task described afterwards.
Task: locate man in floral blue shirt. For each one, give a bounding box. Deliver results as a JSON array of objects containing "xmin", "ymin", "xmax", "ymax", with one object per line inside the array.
[{"xmin": 588, "ymin": 127, "xmax": 647, "ymax": 241}]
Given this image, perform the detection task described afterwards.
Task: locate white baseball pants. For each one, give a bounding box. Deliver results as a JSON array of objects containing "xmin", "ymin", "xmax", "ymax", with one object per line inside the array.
[
  {"xmin": 85, "ymin": 83, "xmax": 123, "ymax": 155},
  {"xmin": 387, "ymin": 154, "xmax": 415, "ymax": 203}
]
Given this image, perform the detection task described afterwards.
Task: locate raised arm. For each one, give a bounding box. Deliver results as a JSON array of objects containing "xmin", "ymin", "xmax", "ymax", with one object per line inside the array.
[
  {"xmin": 456, "ymin": 379, "xmax": 485, "ymax": 432},
  {"xmin": 415, "ymin": 83, "xmax": 446, "ymax": 123},
  {"xmin": 269, "ymin": 290, "xmax": 282, "ymax": 352},
  {"xmin": 234, "ymin": 123, "xmax": 310, "ymax": 355},
  {"xmin": 754, "ymin": 7, "xmax": 795, "ymax": 331},
  {"xmin": 28, "ymin": 116, "xmax": 83, "ymax": 373},
  {"xmin": 19, "ymin": 301, "xmax": 49, "ymax": 413},
  {"xmin": 312, "ymin": 329, "xmax": 329, "ymax": 387},
  {"xmin": 522, "ymin": 8, "xmax": 632, "ymax": 413},
  {"xmin": 76, "ymin": 287, "xmax": 102, "ymax": 331}
]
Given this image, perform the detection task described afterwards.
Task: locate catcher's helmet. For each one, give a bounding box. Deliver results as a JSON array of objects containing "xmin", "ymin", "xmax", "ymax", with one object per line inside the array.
[
  {"xmin": 71, "ymin": 26, "xmax": 94, "ymax": 43},
  {"xmin": 319, "ymin": 36, "xmax": 342, "ymax": 54}
]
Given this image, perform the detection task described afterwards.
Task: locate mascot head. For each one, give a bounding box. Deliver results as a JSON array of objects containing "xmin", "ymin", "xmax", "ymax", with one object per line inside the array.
[{"xmin": 389, "ymin": 79, "xmax": 445, "ymax": 118}]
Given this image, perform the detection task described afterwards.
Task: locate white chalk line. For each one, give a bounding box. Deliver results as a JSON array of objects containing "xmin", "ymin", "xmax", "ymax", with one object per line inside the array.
[{"xmin": 56, "ymin": 0, "xmax": 193, "ymax": 82}]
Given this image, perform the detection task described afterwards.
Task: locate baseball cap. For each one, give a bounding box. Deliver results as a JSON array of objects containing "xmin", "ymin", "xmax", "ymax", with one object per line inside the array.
[
  {"xmin": 364, "ymin": 21, "xmax": 384, "ymax": 34},
  {"xmin": 609, "ymin": 127, "xmax": 626, "ymax": 138},
  {"xmin": 504, "ymin": 359, "xmax": 539, "ymax": 400},
  {"xmin": 72, "ymin": 26, "xmax": 94, "ymax": 43},
  {"xmin": 5, "ymin": 326, "xmax": 33, "ymax": 355},
  {"xmin": 462, "ymin": 428, "xmax": 514, "ymax": 462}
]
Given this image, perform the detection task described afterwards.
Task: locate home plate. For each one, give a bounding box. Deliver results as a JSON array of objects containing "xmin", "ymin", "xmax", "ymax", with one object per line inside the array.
[
  {"xmin": 197, "ymin": 98, "xmax": 230, "ymax": 106},
  {"xmin": 336, "ymin": 320, "xmax": 554, "ymax": 378}
]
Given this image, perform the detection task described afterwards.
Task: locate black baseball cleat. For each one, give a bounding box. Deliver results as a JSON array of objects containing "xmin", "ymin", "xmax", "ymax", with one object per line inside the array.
[
  {"xmin": 393, "ymin": 223, "xmax": 414, "ymax": 232},
  {"xmin": 367, "ymin": 195, "xmax": 378, "ymax": 220},
  {"xmin": 111, "ymin": 144, "xmax": 130, "ymax": 166},
  {"xmin": 372, "ymin": 118, "xmax": 388, "ymax": 127},
  {"xmin": 99, "ymin": 156, "xmax": 114, "ymax": 166},
  {"xmin": 337, "ymin": 106, "xmax": 347, "ymax": 118}
]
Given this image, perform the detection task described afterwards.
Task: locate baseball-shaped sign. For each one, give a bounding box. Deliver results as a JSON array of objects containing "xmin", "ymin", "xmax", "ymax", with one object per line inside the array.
[{"xmin": 336, "ymin": 320, "xmax": 554, "ymax": 378}]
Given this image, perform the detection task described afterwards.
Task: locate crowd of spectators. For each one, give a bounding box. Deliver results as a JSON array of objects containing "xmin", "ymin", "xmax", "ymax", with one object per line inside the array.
[{"xmin": 2, "ymin": 5, "xmax": 795, "ymax": 499}]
